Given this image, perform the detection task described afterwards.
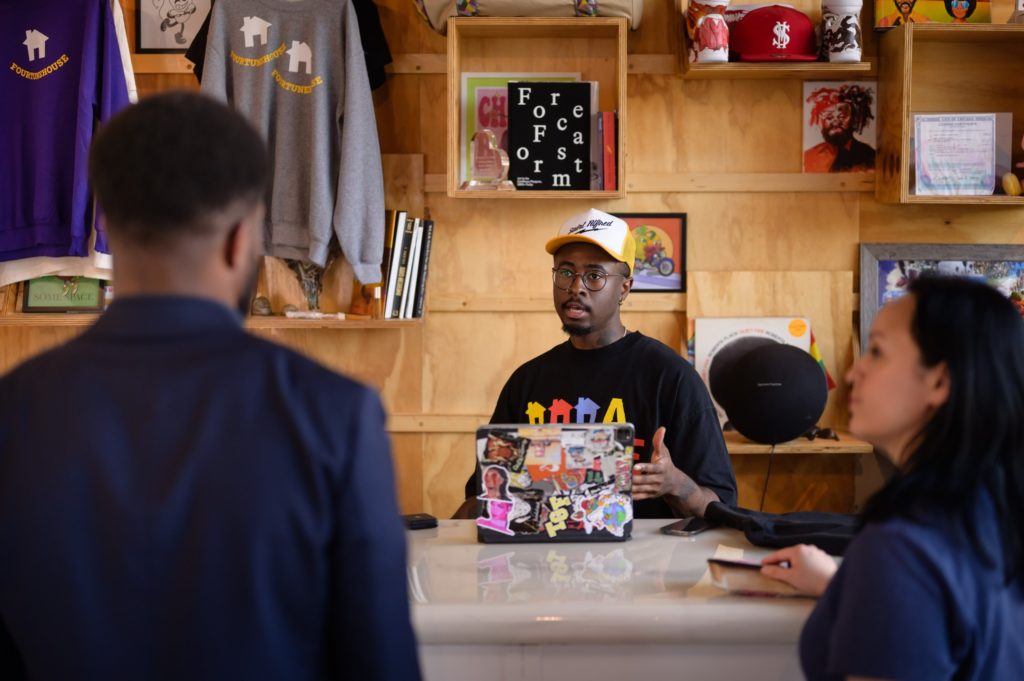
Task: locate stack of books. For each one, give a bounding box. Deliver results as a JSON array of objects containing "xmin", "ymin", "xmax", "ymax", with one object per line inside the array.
[{"xmin": 380, "ymin": 209, "xmax": 435, "ymax": 319}]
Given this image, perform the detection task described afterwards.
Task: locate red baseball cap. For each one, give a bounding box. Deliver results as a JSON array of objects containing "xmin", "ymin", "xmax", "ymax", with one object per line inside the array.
[{"xmin": 729, "ymin": 5, "xmax": 819, "ymax": 62}]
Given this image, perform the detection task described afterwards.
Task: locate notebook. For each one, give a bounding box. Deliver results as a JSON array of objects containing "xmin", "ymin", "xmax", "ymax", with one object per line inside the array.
[{"xmin": 475, "ymin": 423, "xmax": 635, "ymax": 543}]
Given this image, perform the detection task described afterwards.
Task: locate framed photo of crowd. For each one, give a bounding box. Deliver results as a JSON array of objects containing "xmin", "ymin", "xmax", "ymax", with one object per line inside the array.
[{"xmin": 859, "ymin": 243, "xmax": 1024, "ymax": 351}]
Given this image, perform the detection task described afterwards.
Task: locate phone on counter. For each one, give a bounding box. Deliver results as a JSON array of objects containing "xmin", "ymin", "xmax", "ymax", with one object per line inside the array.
[
  {"xmin": 659, "ymin": 517, "xmax": 713, "ymax": 537},
  {"xmin": 402, "ymin": 513, "xmax": 438, "ymax": 530},
  {"xmin": 707, "ymin": 558, "xmax": 802, "ymax": 597}
]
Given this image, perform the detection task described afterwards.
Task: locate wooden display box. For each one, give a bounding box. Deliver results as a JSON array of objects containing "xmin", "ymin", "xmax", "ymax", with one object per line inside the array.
[
  {"xmin": 446, "ymin": 17, "xmax": 627, "ymax": 199},
  {"xmin": 876, "ymin": 24, "xmax": 1024, "ymax": 205}
]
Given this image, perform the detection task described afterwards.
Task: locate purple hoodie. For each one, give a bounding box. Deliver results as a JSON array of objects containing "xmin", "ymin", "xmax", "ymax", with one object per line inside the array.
[{"xmin": 1, "ymin": 0, "xmax": 130, "ymax": 261}]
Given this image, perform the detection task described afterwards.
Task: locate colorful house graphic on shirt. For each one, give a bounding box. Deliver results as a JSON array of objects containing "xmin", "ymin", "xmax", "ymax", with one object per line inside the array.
[
  {"xmin": 525, "ymin": 397, "xmax": 627, "ymax": 425},
  {"xmin": 240, "ymin": 16, "xmax": 272, "ymax": 48},
  {"xmin": 23, "ymin": 29, "xmax": 48, "ymax": 61}
]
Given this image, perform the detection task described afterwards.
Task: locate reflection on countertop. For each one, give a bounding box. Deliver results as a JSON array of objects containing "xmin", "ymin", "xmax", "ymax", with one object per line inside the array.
[{"xmin": 407, "ymin": 520, "xmax": 816, "ymax": 645}]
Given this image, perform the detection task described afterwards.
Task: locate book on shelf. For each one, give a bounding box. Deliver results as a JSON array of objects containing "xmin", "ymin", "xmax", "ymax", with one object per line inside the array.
[
  {"xmin": 389, "ymin": 216, "xmax": 417, "ymax": 319},
  {"xmin": 507, "ymin": 81, "xmax": 592, "ymax": 191},
  {"xmin": 400, "ymin": 219, "xmax": 425, "ymax": 319},
  {"xmin": 460, "ymin": 72, "xmax": 580, "ymax": 186},
  {"xmin": 381, "ymin": 209, "xmax": 400, "ymax": 291},
  {"xmin": 602, "ymin": 110, "xmax": 617, "ymax": 192},
  {"xmin": 412, "ymin": 218, "xmax": 434, "ymax": 319},
  {"xmin": 586, "ymin": 81, "xmax": 600, "ymax": 190},
  {"xmin": 383, "ymin": 210, "xmax": 410, "ymax": 319}
]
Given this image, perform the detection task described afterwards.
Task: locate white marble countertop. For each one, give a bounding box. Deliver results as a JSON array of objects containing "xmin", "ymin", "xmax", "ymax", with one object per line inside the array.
[{"xmin": 407, "ymin": 520, "xmax": 816, "ymax": 645}]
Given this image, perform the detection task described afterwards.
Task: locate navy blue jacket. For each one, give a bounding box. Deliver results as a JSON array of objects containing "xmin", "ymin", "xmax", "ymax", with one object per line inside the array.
[{"xmin": 0, "ymin": 297, "xmax": 420, "ymax": 680}]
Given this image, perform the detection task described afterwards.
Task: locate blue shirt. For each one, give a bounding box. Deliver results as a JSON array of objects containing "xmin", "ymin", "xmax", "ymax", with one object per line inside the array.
[
  {"xmin": 0, "ymin": 297, "xmax": 421, "ymax": 680},
  {"xmin": 800, "ymin": 493, "xmax": 1024, "ymax": 681}
]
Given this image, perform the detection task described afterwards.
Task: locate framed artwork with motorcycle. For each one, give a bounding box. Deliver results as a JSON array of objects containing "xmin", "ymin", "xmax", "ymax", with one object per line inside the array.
[{"xmin": 615, "ymin": 213, "xmax": 686, "ymax": 293}]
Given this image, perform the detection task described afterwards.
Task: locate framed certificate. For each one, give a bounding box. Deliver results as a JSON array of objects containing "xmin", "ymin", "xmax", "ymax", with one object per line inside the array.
[{"xmin": 913, "ymin": 113, "xmax": 998, "ymax": 195}]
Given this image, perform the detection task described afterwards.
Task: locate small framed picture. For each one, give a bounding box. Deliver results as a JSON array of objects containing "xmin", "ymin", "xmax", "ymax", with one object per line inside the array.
[
  {"xmin": 802, "ymin": 81, "xmax": 877, "ymax": 174},
  {"xmin": 22, "ymin": 276, "xmax": 104, "ymax": 313},
  {"xmin": 615, "ymin": 213, "xmax": 686, "ymax": 292},
  {"xmin": 136, "ymin": 0, "xmax": 211, "ymax": 54}
]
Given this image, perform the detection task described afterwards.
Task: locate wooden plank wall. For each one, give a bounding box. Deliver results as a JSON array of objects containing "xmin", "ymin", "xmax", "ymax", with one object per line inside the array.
[{"xmin": 1, "ymin": 0, "xmax": 1020, "ymax": 517}]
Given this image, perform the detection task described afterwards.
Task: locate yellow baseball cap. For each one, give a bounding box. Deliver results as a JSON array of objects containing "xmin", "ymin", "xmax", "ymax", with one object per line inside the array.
[{"xmin": 545, "ymin": 208, "xmax": 636, "ymax": 275}]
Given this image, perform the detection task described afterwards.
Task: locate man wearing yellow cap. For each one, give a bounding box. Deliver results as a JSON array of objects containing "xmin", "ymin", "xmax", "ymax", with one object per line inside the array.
[{"xmin": 457, "ymin": 209, "xmax": 736, "ymax": 519}]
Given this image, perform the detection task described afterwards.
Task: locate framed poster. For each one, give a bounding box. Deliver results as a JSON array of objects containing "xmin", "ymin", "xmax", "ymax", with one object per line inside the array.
[
  {"xmin": 615, "ymin": 213, "xmax": 686, "ymax": 292},
  {"xmin": 136, "ymin": 0, "xmax": 211, "ymax": 53},
  {"xmin": 802, "ymin": 81, "xmax": 877, "ymax": 174},
  {"xmin": 875, "ymin": 0, "xmax": 991, "ymax": 28},
  {"xmin": 859, "ymin": 243, "xmax": 1024, "ymax": 351},
  {"xmin": 22, "ymin": 276, "xmax": 104, "ymax": 313}
]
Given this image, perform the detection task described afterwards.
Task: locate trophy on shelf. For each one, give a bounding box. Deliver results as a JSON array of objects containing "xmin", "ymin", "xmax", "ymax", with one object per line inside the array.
[{"xmin": 460, "ymin": 129, "xmax": 514, "ymax": 191}]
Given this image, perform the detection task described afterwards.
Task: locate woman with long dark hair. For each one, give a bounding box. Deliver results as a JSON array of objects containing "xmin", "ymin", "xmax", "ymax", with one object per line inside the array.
[{"xmin": 761, "ymin": 275, "xmax": 1024, "ymax": 680}]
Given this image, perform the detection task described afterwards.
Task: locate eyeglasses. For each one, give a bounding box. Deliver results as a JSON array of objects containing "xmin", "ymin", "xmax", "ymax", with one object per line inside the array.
[
  {"xmin": 951, "ymin": 0, "xmax": 970, "ymax": 7},
  {"xmin": 552, "ymin": 267, "xmax": 627, "ymax": 292}
]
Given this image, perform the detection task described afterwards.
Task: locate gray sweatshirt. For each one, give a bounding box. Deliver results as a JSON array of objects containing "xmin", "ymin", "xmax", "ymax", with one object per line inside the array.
[{"xmin": 201, "ymin": 0, "xmax": 384, "ymax": 283}]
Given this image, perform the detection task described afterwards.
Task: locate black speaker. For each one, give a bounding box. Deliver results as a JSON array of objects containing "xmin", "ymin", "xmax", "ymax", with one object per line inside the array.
[{"xmin": 709, "ymin": 341, "xmax": 827, "ymax": 445}]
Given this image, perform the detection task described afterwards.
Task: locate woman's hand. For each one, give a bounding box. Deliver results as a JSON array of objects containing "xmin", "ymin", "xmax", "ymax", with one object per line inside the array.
[{"xmin": 759, "ymin": 544, "xmax": 838, "ymax": 597}]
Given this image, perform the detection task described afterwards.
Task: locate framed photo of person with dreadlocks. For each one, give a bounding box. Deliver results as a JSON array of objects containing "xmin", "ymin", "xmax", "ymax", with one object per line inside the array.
[{"xmin": 802, "ymin": 81, "xmax": 877, "ymax": 174}]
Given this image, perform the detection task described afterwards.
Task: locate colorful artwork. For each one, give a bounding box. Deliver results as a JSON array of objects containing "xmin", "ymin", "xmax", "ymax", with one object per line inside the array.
[
  {"xmin": 614, "ymin": 213, "xmax": 686, "ymax": 292},
  {"xmin": 874, "ymin": 0, "xmax": 990, "ymax": 28},
  {"xmin": 574, "ymin": 491, "xmax": 634, "ymax": 537},
  {"xmin": 860, "ymin": 244, "xmax": 1024, "ymax": 352},
  {"xmin": 802, "ymin": 81, "xmax": 877, "ymax": 174},
  {"xmin": 877, "ymin": 259, "xmax": 1024, "ymax": 314},
  {"xmin": 475, "ymin": 424, "xmax": 634, "ymax": 542},
  {"xmin": 477, "ymin": 499, "xmax": 515, "ymax": 536}
]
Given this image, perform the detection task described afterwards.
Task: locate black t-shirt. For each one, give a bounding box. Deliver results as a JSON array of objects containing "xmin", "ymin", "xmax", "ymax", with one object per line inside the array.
[{"xmin": 466, "ymin": 331, "xmax": 737, "ymax": 518}]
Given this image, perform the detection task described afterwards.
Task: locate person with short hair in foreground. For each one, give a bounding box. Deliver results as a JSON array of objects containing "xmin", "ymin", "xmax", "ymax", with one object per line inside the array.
[{"xmin": 0, "ymin": 92, "xmax": 420, "ymax": 681}]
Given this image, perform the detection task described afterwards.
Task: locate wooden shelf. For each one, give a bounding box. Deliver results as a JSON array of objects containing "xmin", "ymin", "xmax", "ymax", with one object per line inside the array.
[
  {"xmin": 446, "ymin": 17, "xmax": 627, "ymax": 199},
  {"xmin": 427, "ymin": 172, "xmax": 875, "ymax": 194},
  {"xmin": 387, "ymin": 52, "xmax": 678, "ymax": 76},
  {"xmin": 0, "ymin": 313, "xmax": 419, "ymax": 330},
  {"xmin": 245, "ymin": 317, "xmax": 421, "ymax": 330},
  {"xmin": 430, "ymin": 293, "xmax": 686, "ymax": 313},
  {"xmin": 682, "ymin": 61, "xmax": 873, "ymax": 80},
  {"xmin": 0, "ymin": 313, "xmax": 100, "ymax": 327},
  {"xmin": 901, "ymin": 195, "xmax": 1024, "ymax": 206},
  {"xmin": 625, "ymin": 172, "xmax": 875, "ymax": 193},
  {"xmin": 723, "ymin": 430, "xmax": 872, "ymax": 455},
  {"xmin": 388, "ymin": 415, "xmax": 871, "ymax": 456},
  {"xmin": 876, "ymin": 23, "xmax": 1024, "ymax": 204}
]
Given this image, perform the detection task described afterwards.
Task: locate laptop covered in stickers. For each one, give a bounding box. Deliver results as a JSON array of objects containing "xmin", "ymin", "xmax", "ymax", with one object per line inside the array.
[{"xmin": 475, "ymin": 423, "xmax": 635, "ymax": 543}]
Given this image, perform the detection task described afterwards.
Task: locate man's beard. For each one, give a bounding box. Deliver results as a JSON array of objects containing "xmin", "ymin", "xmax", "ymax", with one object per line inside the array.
[
  {"xmin": 823, "ymin": 127, "xmax": 853, "ymax": 146},
  {"xmin": 235, "ymin": 258, "xmax": 260, "ymax": 316},
  {"xmin": 562, "ymin": 323, "xmax": 593, "ymax": 337}
]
